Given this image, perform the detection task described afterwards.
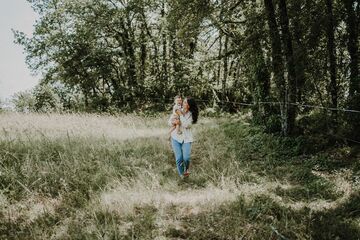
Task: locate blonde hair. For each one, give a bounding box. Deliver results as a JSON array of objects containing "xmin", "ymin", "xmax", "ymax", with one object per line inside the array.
[{"xmin": 174, "ymin": 95, "xmax": 182, "ymax": 103}]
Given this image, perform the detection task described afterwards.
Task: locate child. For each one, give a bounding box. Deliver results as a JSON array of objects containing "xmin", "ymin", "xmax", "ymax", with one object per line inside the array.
[{"xmin": 169, "ymin": 95, "xmax": 183, "ymax": 135}]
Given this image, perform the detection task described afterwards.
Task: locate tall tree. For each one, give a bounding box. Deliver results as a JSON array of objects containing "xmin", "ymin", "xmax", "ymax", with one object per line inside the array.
[
  {"xmin": 325, "ymin": 0, "xmax": 338, "ymax": 112},
  {"xmin": 222, "ymin": 35, "xmax": 229, "ymax": 101},
  {"xmin": 264, "ymin": 0, "xmax": 288, "ymax": 135},
  {"xmin": 291, "ymin": 0, "xmax": 307, "ymax": 103},
  {"xmin": 343, "ymin": 0, "xmax": 359, "ymax": 98},
  {"xmin": 278, "ymin": 0, "xmax": 297, "ymax": 134},
  {"xmin": 161, "ymin": 2, "xmax": 169, "ymax": 101}
]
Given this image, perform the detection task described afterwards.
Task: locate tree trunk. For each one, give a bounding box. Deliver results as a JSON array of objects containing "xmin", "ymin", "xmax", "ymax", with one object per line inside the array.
[
  {"xmin": 325, "ymin": 0, "xmax": 338, "ymax": 112},
  {"xmin": 217, "ymin": 34, "xmax": 222, "ymax": 86},
  {"xmin": 343, "ymin": 0, "xmax": 359, "ymax": 97},
  {"xmin": 343, "ymin": 0, "xmax": 360, "ymax": 141},
  {"xmin": 120, "ymin": 16, "xmax": 137, "ymax": 98},
  {"xmin": 252, "ymin": 35, "xmax": 270, "ymax": 120},
  {"xmin": 137, "ymin": 4, "xmax": 147, "ymax": 90},
  {"xmin": 264, "ymin": 0, "xmax": 288, "ymax": 135},
  {"xmin": 140, "ymin": 24, "xmax": 147, "ymax": 85},
  {"xmin": 222, "ymin": 35, "xmax": 229, "ymax": 101},
  {"xmin": 140, "ymin": 10, "xmax": 159, "ymax": 78},
  {"xmin": 279, "ymin": 0, "xmax": 297, "ymax": 135},
  {"xmin": 161, "ymin": 4, "xmax": 168, "ymax": 100},
  {"xmin": 170, "ymin": 29, "xmax": 181, "ymax": 93},
  {"xmin": 292, "ymin": 1, "xmax": 307, "ymax": 103}
]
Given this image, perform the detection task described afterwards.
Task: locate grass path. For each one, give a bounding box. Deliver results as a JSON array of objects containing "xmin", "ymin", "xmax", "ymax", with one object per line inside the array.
[{"xmin": 98, "ymin": 169, "xmax": 354, "ymax": 216}]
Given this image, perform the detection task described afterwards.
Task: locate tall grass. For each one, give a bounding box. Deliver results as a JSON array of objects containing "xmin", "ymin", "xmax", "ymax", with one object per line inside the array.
[
  {"xmin": 0, "ymin": 112, "xmax": 359, "ymax": 239},
  {"xmin": 0, "ymin": 112, "xmax": 167, "ymax": 141}
]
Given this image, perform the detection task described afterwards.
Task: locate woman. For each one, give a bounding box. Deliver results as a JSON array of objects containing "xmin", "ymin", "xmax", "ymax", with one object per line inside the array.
[{"xmin": 168, "ymin": 97, "xmax": 199, "ymax": 177}]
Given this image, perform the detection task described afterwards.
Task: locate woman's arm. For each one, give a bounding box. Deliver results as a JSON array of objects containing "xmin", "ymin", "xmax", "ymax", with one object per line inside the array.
[{"xmin": 168, "ymin": 114, "xmax": 179, "ymax": 127}]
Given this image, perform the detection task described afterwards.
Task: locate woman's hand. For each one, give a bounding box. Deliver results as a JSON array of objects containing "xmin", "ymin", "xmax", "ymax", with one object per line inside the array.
[{"xmin": 174, "ymin": 119, "xmax": 181, "ymax": 126}]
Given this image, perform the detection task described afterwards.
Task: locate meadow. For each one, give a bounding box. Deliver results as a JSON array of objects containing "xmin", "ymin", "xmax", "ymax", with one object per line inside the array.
[{"xmin": 0, "ymin": 112, "xmax": 359, "ymax": 239}]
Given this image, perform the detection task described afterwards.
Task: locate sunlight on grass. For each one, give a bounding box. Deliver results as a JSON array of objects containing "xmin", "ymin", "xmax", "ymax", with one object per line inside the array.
[{"xmin": 0, "ymin": 112, "xmax": 168, "ymax": 141}]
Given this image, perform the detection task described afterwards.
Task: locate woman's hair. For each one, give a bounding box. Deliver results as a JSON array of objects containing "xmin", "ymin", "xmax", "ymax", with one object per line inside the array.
[{"xmin": 186, "ymin": 97, "xmax": 198, "ymax": 124}]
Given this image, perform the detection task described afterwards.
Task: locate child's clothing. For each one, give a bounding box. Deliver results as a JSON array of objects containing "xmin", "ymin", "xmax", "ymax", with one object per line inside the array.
[
  {"xmin": 169, "ymin": 103, "xmax": 183, "ymax": 135},
  {"xmin": 168, "ymin": 111, "xmax": 194, "ymax": 143}
]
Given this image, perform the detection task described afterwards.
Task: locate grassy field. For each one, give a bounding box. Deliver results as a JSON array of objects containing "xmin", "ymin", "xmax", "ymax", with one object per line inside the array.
[{"xmin": 0, "ymin": 112, "xmax": 359, "ymax": 239}]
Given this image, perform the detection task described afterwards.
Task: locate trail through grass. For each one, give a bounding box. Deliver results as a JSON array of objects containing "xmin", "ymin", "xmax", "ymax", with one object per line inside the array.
[{"xmin": 0, "ymin": 113, "xmax": 359, "ymax": 239}]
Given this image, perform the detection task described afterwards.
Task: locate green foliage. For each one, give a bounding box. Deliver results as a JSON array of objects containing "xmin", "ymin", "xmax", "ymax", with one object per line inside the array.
[
  {"xmin": 33, "ymin": 84, "xmax": 62, "ymax": 112},
  {"xmin": 344, "ymin": 93, "xmax": 360, "ymax": 142},
  {"xmin": 11, "ymin": 0, "xmax": 359, "ymax": 141},
  {"xmin": 12, "ymin": 90, "xmax": 36, "ymax": 113}
]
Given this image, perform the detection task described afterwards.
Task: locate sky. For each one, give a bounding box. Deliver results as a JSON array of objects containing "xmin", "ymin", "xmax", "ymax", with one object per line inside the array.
[{"xmin": 0, "ymin": 1, "xmax": 39, "ymax": 101}]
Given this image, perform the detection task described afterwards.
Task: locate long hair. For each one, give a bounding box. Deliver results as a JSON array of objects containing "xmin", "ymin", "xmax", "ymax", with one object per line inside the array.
[{"xmin": 186, "ymin": 97, "xmax": 198, "ymax": 124}]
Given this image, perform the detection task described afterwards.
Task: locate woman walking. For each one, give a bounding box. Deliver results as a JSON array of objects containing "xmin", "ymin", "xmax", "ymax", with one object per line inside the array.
[{"xmin": 168, "ymin": 97, "xmax": 199, "ymax": 177}]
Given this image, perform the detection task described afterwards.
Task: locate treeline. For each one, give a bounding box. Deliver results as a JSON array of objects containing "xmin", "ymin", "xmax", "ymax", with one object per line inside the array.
[{"xmin": 14, "ymin": 0, "xmax": 359, "ymax": 138}]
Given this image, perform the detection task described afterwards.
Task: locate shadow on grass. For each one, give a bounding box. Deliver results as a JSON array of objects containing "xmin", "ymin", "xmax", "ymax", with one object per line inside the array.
[
  {"xmin": 165, "ymin": 192, "xmax": 360, "ymax": 240},
  {"xmin": 221, "ymin": 121, "xmax": 356, "ymax": 202}
]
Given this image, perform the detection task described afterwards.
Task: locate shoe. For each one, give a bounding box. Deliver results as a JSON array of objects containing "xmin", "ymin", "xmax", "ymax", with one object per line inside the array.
[{"xmin": 184, "ymin": 170, "xmax": 190, "ymax": 177}]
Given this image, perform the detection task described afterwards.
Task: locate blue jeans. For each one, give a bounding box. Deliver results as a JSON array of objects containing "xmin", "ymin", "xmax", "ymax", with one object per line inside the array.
[{"xmin": 171, "ymin": 138, "xmax": 192, "ymax": 176}]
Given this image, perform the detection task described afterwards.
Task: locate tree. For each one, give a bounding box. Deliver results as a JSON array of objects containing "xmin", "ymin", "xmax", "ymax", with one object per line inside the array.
[
  {"xmin": 12, "ymin": 0, "xmax": 360, "ymax": 140},
  {"xmin": 343, "ymin": 0, "xmax": 359, "ymax": 98},
  {"xmin": 12, "ymin": 90, "xmax": 36, "ymax": 113},
  {"xmin": 264, "ymin": 0, "xmax": 288, "ymax": 135},
  {"xmin": 325, "ymin": 0, "xmax": 338, "ymax": 115}
]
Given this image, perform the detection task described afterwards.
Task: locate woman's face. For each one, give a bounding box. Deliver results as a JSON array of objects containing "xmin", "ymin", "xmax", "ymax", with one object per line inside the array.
[{"xmin": 183, "ymin": 99, "xmax": 189, "ymax": 112}]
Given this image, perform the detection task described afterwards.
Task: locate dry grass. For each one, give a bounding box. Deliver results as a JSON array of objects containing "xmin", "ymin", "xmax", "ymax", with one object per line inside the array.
[
  {"xmin": 0, "ymin": 112, "xmax": 167, "ymax": 141},
  {"xmin": 96, "ymin": 171, "xmax": 356, "ymax": 217},
  {"xmin": 0, "ymin": 112, "xmax": 359, "ymax": 239},
  {"xmin": 1, "ymin": 194, "xmax": 61, "ymax": 223}
]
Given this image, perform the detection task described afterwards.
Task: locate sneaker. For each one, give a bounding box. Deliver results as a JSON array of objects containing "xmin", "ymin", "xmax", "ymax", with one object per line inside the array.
[{"xmin": 184, "ymin": 170, "xmax": 190, "ymax": 177}]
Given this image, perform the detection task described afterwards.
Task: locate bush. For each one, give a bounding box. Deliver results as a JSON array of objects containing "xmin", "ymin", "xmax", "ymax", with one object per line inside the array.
[
  {"xmin": 344, "ymin": 93, "xmax": 360, "ymax": 142},
  {"xmin": 33, "ymin": 84, "xmax": 62, "ymax": 113},
  {"xmin": 12, "ymin": 90, "xmax": 36, "ymax": 113}
]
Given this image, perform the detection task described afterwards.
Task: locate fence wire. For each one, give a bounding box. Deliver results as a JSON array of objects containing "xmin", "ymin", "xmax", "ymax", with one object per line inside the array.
[
  {"xmin": 151, "ymin": 97, "xmax": 360, "ymax": 113},
  {"xmin": 147, "ymin": 96, "xmax": 360, "ymax": 144}
]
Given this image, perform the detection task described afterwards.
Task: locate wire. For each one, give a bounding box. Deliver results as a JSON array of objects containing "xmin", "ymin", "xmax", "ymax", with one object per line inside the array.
[
  {"xmin": 142, "ymin": 96, "xmax": 360, "ymax": 114},
  {"xmin": 202, "ymin": 99, "xmax": 360, "ymax": 114},
  {"xmin": 289, "ymin": 103, "xmax": 360, "ymax": 114},
  {"xmin": 143, "ymin": 96, "xmax": 360, "ymax": 144}
]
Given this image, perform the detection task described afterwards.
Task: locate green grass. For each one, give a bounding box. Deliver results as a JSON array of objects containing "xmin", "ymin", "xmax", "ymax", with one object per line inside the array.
[{"xmin": 0, "ymin": 113, "xmax": 359, "ymax": 239}]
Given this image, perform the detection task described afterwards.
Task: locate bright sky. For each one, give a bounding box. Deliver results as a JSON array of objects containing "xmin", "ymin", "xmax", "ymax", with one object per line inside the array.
[{"xmin": 0, "ymin": 1, "xmax": 39, "ymax": 101}]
